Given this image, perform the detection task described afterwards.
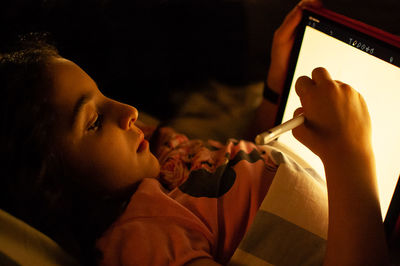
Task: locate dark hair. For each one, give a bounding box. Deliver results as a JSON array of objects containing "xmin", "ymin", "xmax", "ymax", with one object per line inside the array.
[
  {"xmin": 0, "ymin": 32, "xmax": 75, "ymax": 243},
  {"xmin": 0, "ymin": 32, "xmax": 62, "ymax": 220},
  {"xmin": 0, "ymin": 33, "xmax": 79, "ymax": 264}
]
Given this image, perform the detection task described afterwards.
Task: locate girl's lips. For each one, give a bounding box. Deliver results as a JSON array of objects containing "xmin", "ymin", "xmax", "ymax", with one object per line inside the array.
[{"xmin": 137, "ymin": 139, "xmax": 149, "ymax": 152}]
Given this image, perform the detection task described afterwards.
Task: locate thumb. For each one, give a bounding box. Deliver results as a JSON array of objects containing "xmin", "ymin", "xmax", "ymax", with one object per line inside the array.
[
  {"xmin": 292, "ymin": 108, "xmax": 313, "ymax": 148},
  {"xmin": 293, "ymin": 107, "xmax": 304, "ymax": 118}
]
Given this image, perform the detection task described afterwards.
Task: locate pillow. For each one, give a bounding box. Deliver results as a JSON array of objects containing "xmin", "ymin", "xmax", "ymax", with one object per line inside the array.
[{"xmin": 0, "ymin": 209, "xmax": 79, "ymax": 266}]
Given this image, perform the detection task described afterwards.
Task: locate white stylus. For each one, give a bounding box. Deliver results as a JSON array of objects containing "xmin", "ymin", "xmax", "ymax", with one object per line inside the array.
[{"xmin": 255, "ymin": 114, "xmax": 305, "ymax": 145}]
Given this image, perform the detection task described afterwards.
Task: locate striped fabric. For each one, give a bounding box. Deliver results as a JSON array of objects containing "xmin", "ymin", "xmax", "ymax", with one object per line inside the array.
[{"xmin": 229, "ymin": 142, "xmax": 328, "ymax": 266}]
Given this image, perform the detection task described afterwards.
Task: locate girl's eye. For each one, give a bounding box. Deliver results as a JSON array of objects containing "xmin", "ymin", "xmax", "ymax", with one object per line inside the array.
[{"xmin": 88, "ymin": 114, "xmax": 103, "ymax": 131}]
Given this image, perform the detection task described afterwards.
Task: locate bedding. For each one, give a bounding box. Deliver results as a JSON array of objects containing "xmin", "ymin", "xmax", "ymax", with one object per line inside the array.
[
  {"xmin": 229, "ymin": 141, "xmax": 328, "ymax": 266},
  {"xmin": 0, "ymin": 209, "xmax": 79, "ymax": 266}
]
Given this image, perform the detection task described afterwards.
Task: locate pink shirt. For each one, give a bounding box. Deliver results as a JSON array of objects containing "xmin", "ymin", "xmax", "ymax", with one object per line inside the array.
[{"xmin": 96, "ymin": 128, "xmax": 278, "ymax": 265}]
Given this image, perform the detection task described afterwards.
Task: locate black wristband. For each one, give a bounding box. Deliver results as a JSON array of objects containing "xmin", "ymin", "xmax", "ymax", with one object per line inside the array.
[{"xmin": 263, "ymin": 82, "xmax": 280, "ymax": 104}]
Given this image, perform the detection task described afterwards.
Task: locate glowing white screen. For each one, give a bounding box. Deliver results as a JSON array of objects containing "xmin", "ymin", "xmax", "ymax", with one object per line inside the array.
[{"xmin": 280, "ymin": 26, "xmax": 400, "ymax": 219}]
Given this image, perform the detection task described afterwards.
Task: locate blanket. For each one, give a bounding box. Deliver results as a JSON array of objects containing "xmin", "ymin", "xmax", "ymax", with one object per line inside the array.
[{"xmin": 229, "ymin": 141, "xmax": 328, "ymax": 266}]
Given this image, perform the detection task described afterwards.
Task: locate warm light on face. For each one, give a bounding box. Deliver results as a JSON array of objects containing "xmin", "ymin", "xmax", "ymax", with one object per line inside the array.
[{"xmin": 280, "ymin": 26, "xmax": 400, "ymax": 220}]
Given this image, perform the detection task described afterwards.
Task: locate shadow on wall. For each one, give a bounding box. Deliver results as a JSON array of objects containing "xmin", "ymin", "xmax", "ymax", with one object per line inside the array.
[
  {"xmin": 0, "ymin": 0, "xmax": 249, "ymax": 120},
  {"xmin": 0, "ymin": 0, "xmax": 399, "ymax": 120}
]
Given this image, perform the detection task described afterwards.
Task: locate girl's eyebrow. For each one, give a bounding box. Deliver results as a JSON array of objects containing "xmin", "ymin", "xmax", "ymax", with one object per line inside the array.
[{"xmin": 71, "ymin": 92, "xmax": 94, "ymax": 128}]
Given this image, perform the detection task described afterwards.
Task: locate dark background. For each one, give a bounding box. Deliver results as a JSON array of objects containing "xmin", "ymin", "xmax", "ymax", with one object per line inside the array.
[{"xmin": 1, "ymin": 0, "xmax": 399, "ymax": 120}]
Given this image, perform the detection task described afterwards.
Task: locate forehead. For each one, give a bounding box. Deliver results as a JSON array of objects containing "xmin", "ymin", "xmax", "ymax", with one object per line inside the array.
[{"xmin": 48, "ymin": 58, "xmax": 98, "ymax": 111}]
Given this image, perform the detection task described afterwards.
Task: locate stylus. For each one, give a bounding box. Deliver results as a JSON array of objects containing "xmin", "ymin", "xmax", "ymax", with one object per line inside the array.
[{"xmin": 255, "ymin": 114, "xmax": 305, "ymax": 145}]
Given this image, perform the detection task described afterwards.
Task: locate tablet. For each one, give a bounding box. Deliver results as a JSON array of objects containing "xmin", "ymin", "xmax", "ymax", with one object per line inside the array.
[{"xmin": 275, "ymin": 6, "xmax": 400, "ymax": 237}]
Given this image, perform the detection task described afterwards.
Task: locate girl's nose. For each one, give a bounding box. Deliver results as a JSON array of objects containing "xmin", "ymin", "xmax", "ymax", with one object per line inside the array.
[{"xmin": 119, "ymin": 103, "xmax": 138, "ymax": 130}]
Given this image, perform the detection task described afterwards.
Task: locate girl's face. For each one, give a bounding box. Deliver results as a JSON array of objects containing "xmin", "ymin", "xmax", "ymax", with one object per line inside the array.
[{"xmin": 48, "ymin": 57, "xmax": 160, "ymax": 195}]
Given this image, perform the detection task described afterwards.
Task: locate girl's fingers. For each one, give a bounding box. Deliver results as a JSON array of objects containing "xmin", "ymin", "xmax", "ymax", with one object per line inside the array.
[
  {"xmin": 293, "ymin": 107, "xmax": 304, "ymax": 118},
  {"xmin": 292, "ymin": 107, "xmax": 311, "ymax": 145},
  {"xmin": 298, "ymin": 0, "xmax": 323, "ymax": 9},
  {"xmin": 277, "ymin": 5, "xmax": 303, "ymax": 41},
  {"xmin": 311, "ymin": 67, "xmax": 333, "ymax": 84},
  {"xmin": 295, "ymin": 75, "xmax": 314, "ymax": 97},
  {"xmin": 277, "ymin": 0, "xmax": 323, "ymax": 42}
]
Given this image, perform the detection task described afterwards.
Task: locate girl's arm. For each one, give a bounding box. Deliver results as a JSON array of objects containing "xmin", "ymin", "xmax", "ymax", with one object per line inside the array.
[
  {"xmin": 293, "ymin": 67, "xmax": 389, "ymax": 265},
  {"xmin": 246, "ymin": 0, "xmax": 322, "ymax": 140}
]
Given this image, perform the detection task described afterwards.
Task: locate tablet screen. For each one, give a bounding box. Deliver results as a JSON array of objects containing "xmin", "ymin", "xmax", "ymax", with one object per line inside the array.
[{"xmin": 277, "ymin": 8, "xmax": 400, "ymax": 220}]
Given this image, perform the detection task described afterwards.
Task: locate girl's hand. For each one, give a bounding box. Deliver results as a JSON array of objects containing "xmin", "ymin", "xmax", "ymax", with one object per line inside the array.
[
  {"xmin": 293, "ymin": 67, "xmax": 389, "ymax": 266},
  {"xmin": 292, "ymin": 67, "xmax": 372, "ymax": 161},
  {"xmin": 267, "ymin": 0, "xmax": 322, "ymax": 92}
]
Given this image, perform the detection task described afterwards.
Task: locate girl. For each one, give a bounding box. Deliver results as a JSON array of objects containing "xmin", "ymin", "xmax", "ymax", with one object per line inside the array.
[{"xmin": 0, "ymin": 1, "xmax": 388, "ymax": 265}]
